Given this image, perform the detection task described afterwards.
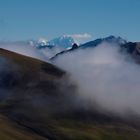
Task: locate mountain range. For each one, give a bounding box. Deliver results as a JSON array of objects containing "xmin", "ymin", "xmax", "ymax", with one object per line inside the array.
[
  {"xmin": 2, "ymin": 35, "xmax": 139, "ymax": 63},
  {"xmin": 49, "ymin": 35, "xmax": 140, "ymax": 61},
  {"xmin": 36, "ymin": 35, "xmax": 75, "ymax": 49},
  {"xmin": 0, "ymin": 35, "xmax": 140, "ymax": 140},
  {"xmin": 34, "ymin": 35, "xmax": 121, "ymax": 59}
]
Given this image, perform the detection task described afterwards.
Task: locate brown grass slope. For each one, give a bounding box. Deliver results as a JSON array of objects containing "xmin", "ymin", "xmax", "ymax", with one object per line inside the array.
[{"xmin": 0, "ymin": 48, "xmax": 140, "ymax": 140}]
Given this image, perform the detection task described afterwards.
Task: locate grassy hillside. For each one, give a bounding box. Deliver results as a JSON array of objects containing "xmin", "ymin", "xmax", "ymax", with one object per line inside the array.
[
  {"xmin": 0, "ymin": 48, "xmax": 140, "ymax": 140},
  {"xmin": 0, "ymin": 115, "xmax": 47, "ymax": 140}
]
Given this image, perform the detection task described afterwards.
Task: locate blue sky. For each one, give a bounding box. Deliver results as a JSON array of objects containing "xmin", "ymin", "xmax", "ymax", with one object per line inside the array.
[{"xmin": 0, "ymin": 0, "xmax": 140, "ymax": 41}]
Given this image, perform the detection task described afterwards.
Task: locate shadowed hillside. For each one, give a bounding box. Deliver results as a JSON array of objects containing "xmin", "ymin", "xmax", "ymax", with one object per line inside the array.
[{"xmin": 0, "ymin": 48, "xmax": 140, "ymax": 140}]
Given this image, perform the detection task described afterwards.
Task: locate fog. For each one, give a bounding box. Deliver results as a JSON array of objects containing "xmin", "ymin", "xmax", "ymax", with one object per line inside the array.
[
  {"xmin": 0, "ymin": 41, "xmax": 47, "ymax": 61},
  {"xmin": 40, "ymin": 46, "xmax": 66, "ymax": 59},
  {"xmin": 1, "ymin": 40, "xmax": 140, "ymax": 116},
  {"xmin": 53, "ymin": 42, "xmax": 140, "ymax": 115}
]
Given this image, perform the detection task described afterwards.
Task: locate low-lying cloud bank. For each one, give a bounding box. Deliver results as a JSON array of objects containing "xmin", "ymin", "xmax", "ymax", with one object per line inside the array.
[
  {"xmin": 0, "ymin": 41, "xmax": 70, "ymax": 61},
  {"xmin": 53, "ymin": 43, "xmax": 140, "ymax": 115},
  {"xmin": 0, "ymin": 41, "xmax": 47, "ymax": 61}
]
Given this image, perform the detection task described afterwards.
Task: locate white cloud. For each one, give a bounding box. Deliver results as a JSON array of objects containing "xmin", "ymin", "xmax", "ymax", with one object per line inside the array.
[
  {"xmin": 70, "ymin": 33, "xmax": 92, "ymax": 39},
  {"xmin": 0, "ymin": 41, "xmax": 47, "ymax": 61},
  {"xmin": 54, "ymin": 42, "xmax": 140, "ymax": 116},
  {"xmin": 67, "ymin": 33, "xmax": 92, "ymax": 44}
]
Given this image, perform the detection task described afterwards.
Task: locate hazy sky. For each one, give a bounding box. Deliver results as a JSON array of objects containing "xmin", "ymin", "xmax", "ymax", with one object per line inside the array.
[{"xmin": 0, "ymin": 0, "xmax": 140, "ymax": 41}]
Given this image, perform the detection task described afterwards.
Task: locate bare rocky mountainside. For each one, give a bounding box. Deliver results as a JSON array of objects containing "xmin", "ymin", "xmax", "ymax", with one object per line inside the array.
[{"xmin": 1, "ymin": 48, "xmax": 140, "ymax": 140}]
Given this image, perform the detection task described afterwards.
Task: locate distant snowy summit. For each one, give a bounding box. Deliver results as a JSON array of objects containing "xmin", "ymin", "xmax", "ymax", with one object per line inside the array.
[
  {"xmin": 33, "ymin": 35, "xmax": 77, "ymax": 59},
  {"xmin": 48, "ymin": 35, "xmax": 75, "ymax": 49},
  {"xmin": 36, "ymin": 35, "xmax": 76, "ymax": 50}
]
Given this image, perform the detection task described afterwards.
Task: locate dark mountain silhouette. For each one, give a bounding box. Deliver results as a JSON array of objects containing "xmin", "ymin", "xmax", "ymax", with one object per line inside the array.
[{"xmin": 50, "ymin": 43, "xmax": 79, "ymax": 60}]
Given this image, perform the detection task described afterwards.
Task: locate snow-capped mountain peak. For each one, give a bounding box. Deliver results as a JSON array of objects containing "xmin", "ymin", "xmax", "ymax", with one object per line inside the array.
[
  {"xmin": 48, "ymin": 35, "xmax": 75, "ymax": 48},
  {"xmin": 37, "ymin": 38, "xmax": 48, "ymax": 46}
]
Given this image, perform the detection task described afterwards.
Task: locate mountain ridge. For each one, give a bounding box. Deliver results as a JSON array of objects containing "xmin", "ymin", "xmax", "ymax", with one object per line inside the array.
[
  {"xmin": 1, "ymin": 45, "xmax": 140, "ymax": 140},
  {"xmin": 50, "ymin": 36, "xmax": 140, "ymax": 61}
]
